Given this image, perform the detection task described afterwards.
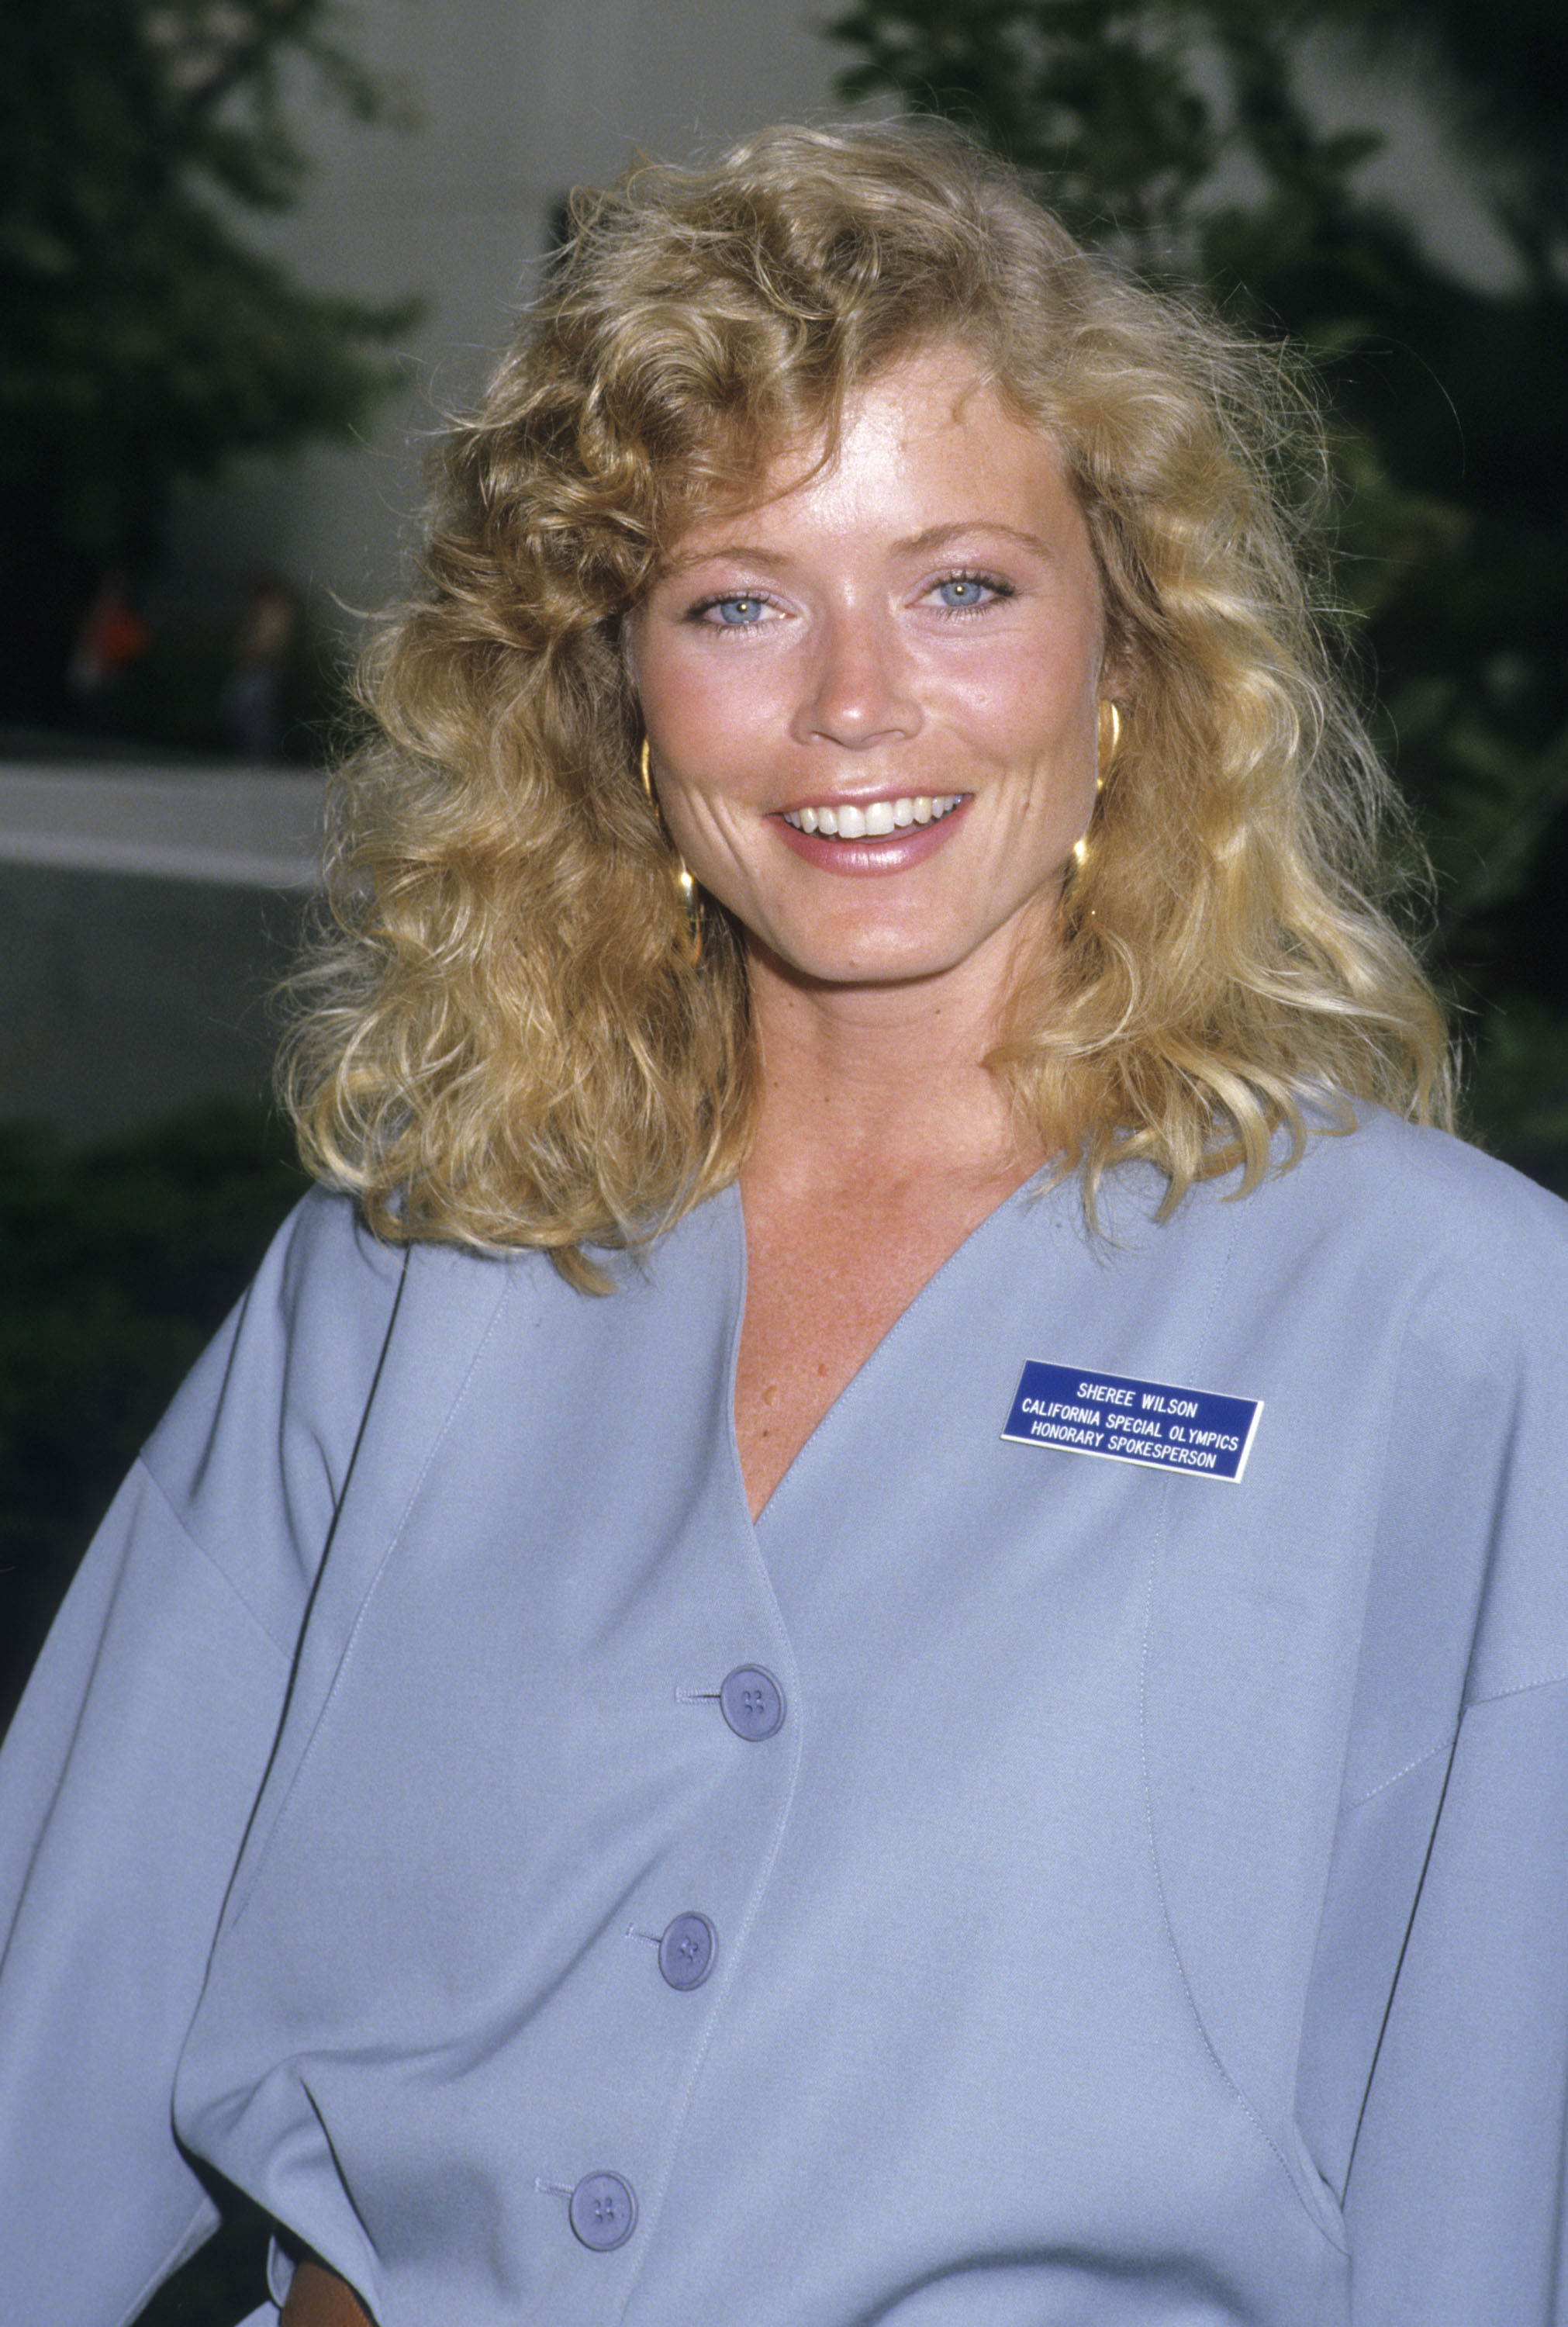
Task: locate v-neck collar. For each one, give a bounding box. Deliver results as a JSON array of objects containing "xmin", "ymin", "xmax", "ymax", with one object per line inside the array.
[{"xmin": 725, "ymin": 1163, "xmax": 1083, "ymax": 1532}]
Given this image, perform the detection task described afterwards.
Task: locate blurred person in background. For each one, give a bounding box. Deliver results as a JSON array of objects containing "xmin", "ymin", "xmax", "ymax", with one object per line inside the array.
[
  {"xmin": 222, "ymin": 576, "xmax": 300, "ymax": 762},
  {"xmin": 67, "ymin": 568, "xmax": 150, "ymax": 731}
]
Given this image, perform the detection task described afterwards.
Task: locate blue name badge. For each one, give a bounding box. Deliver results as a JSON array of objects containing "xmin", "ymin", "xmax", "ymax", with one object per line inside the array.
[{"xmin": 1003, "ymin": 1361, "xmax": 1262, "ymax": 1482}]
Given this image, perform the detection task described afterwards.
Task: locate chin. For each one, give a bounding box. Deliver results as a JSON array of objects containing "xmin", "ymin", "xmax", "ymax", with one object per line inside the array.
[{"xmin": 759, "ymin": 931, "xmax": 985, "ymax": 990}]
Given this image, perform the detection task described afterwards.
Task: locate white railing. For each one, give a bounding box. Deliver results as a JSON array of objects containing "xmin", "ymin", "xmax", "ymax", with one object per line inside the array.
[{"xmin": 0, "ymin": 763, "xmax": 323, "ymax": 889}]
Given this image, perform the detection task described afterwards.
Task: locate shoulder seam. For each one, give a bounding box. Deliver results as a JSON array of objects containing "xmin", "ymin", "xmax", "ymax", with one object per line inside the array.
[
  {"xmin": 1342, "ymin": 1671, "xmax": 1568, "ymax": 1807},
  {"xmin": 134, "ymin": 1461, "xmax": 296, "ymax": 1669},
  {"xmin": 1342, "ymin": 1731, "xmax": 1456, "ymax": 1810},
  {"xmin": 1465, "ymin": 1665, "xmax": 1568, "ymax": 1711}
]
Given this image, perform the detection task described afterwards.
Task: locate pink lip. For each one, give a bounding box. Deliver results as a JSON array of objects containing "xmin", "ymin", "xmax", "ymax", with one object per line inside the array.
[{"xmin": 772, "ymin": 796, "xmax": 972, "ymax": 875}]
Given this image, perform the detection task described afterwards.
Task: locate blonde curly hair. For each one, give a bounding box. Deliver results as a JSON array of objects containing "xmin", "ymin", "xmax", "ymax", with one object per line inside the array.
[{"xmin": 278, "ymin": 118, "xmax": 1451, "ymax": 1280}]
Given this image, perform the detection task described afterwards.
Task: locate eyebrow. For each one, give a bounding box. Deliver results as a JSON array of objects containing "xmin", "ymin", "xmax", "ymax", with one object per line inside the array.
[
  {"xmin": 661, "ymin": 545, "xmax": 785, "ymax": 579},
  {"xmin": 662, "ymin": 520, "xmax": 1053, "ymax": 579},
  {"xmin": 893, "ymin": 520, "xmax": 1052, "ymax": 560}
]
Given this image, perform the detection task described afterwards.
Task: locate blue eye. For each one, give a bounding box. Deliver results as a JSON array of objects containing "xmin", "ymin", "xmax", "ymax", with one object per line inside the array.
[
  {"xmin": 713, "ymin": 596, "xmax": 764, "ymax": 624},
  {"xmin": 934, "ymin": 576, "xmax": 993, "ymax": 610}
]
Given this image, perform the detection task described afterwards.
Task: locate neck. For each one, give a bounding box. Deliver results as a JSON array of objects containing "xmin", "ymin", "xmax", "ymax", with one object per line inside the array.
[{"xmin": 743, "ymin": 941, "xmax": 1047, "ymax": 1201}]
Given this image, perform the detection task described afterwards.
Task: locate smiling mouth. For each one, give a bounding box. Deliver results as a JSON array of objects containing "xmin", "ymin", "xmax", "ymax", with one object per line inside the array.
[{"xmin": 782, "ymin": 794, "xmax": 965, "ymax": 838}]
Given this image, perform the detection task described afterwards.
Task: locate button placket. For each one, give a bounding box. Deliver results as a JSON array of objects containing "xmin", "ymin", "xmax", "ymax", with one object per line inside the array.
[{"xmin": 548, "ymin": 1660, "xmax": 786, "ymax": 2261}]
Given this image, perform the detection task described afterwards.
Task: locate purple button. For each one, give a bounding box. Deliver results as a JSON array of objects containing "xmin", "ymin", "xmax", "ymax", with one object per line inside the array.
[
  {"xmin": 658, "ymin": 1912, "xmax": 717, "ymax": 1991},
  {"xmin": 569, "ymin": 2170, "xmax": 637, "ymax": 2252},
  {"xmin": 720, "ymin": 1665, "xmax": 785, "ymax": 1741}
]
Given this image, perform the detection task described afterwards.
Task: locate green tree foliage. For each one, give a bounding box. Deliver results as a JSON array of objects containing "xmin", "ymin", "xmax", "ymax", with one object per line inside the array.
[
  {"xmin": 0, "ymin": 0, "xmax": 417, "ymax": 723},
  {"xmin": 830, "ymin": 0, "xmax": 1568, "ymax": 1180}
]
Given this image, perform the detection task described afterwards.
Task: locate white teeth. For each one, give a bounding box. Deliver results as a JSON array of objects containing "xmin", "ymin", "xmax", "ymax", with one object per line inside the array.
[{"xmin": 783, "ymin": 794, "xmax": 963, "ymax": 837}]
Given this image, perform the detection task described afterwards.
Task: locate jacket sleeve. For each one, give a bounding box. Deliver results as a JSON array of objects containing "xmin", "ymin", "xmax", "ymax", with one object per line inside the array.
[
  {"xmin": 1338, "ymin": 1674, "xmax": 1568, "ymax": 2320},
  {"xmin": 1319, "ymin": 1160, "xmax": 1568, "ymax": 2323},
  {"xmin": 0, "ymin": 1191, "xmax": 404, "ymax": 2327}
]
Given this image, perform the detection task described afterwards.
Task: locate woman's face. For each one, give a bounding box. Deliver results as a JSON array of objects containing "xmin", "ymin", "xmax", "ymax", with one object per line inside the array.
[{"xmin": 629, "ymin": 345, "xmax": 1110, "ymax": 1002}]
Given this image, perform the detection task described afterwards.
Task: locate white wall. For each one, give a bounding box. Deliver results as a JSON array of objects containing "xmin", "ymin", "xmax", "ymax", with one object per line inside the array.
[{"xmin": 165, "ymin": 0, "xmax": 848, "ymax": 634}]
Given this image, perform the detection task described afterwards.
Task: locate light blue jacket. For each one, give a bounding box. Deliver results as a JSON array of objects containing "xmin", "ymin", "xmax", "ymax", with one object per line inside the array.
[{"xmin": 4, "ymin": 1112, "xmax": 1568, "ymax": 2325}]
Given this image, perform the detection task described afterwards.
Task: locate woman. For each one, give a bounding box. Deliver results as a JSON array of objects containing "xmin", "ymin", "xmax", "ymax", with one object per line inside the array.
[{"xmin": 3, "ymin": 122, "xmax": 1567, "ymax": 2327}]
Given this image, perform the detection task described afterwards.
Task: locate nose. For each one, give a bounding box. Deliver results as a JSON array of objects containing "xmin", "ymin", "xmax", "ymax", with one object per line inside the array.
[{"xmin": 790, "ymin": 602, "xmax": 921, "ymax": 751}]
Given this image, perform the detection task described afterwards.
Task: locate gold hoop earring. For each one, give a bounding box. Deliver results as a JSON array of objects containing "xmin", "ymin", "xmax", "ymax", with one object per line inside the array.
[
  {"xmin": 1097, "ymin": 700, "xmax": 1122, "ymax": 784},
  {"xmin": 639, "ymin": 737, "xmax": 703, "ymax": 966}
]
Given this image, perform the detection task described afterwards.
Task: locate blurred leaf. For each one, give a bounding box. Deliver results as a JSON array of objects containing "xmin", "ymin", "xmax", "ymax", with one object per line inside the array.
[{"xmin": 0, "ymin": 0, "xmax": 422, "ymax": 722}]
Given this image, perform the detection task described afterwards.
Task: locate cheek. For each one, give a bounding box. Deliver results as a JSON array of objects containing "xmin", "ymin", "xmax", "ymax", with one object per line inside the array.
[
  {"xmin": 957, "ymin": 634, "xmax": 1099, "ymax": 762},
  {"xmin": 631, "ymin": 634, "xmax": 777, "ymax": 769}
]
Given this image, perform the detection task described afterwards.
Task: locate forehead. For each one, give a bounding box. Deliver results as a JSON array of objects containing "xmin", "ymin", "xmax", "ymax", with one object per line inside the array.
[{"xmin": 669, "ymin": 345, "xmax": 1083, "ymax": 557}]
